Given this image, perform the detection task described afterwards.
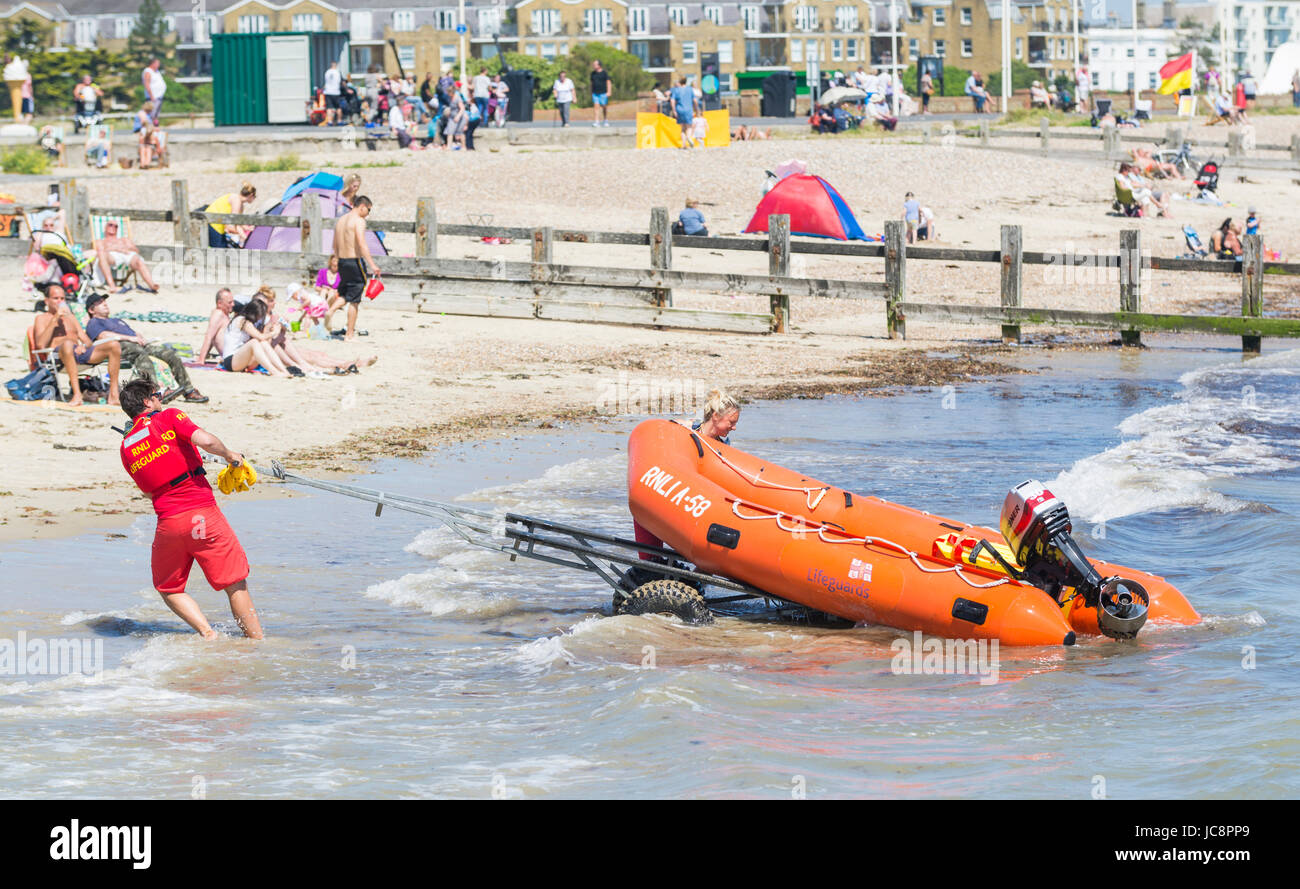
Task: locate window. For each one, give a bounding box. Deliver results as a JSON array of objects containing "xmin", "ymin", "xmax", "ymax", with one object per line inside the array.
[
  {"xmin": 669, "ymin": 6, "xmax": 686, "ymax": 26},
  {"xmin": 583, "ymin": 8, "xmax": 613, "ymax": 34},
  {"xmin": 74, "ymin": 18, "xmax": 95, "ymax": 47},
  {"xmin": 718, "ymin": 39, "xmax": 733, "ymax": 63},
  {"xmin": 351, "ymin": 11, "xmax": 372, "ymax": 41},
  {"xmin": 291, "ymin": 13, "xmax": 323, "ymax": 32},
  {"xmin": 961, "ymin": 38, "xmax": 972, "ymax": 57},
  {"xmin": 806, "ymin": 40, "xmax": 819, "ymax": 61},
  {"xmin": 908, "ymin": 37, "xmax": 918, "ymax": 59},
  {"xmin": 440, "ymin": 44, "xmax": 457, "ymax": 66},
  {"xmin": 631, "ymin": 40, "xmax": 649, "ymax": 65},
  {"xmin": 834, "ymin": 6, "xmax": 858, "ymax": 31},
  {"xmin": 163, "ymin": 15, "xmax": 175, "ymax": 33},
  {"xmin": 541, "ymin": 42, "xmax": 557, "ymax": 59},
  {"xmin": 682, "ymin": 40, "xmax": 697, "ymax": 63},
  {"xmin": 524, "ymin": 43, "xmax": 538, "ymax": 55},
  {"xmin": 1148, "ymin": 71, "xmax": 1158, "ymax": 88},
  {"xmin": 1126, "ymin": 71, "xmax": 1135, "ymax": 89},
  {"xmin": 1126, "ymin": 47, "xmax": 1134, "ymax": 58},
  {"xmin": 630, "ymin": 7, "xmax": 649, "ymax": 34},
  {"xmin": 794, "ymin": 5, "xmax": 817, "ymax": 32},
  {"xmin": 847, "ymin": 38, "xmax": 858, "ymax": 60},
  {"xmin": 1091, "ymin": 72, "xmax": 1098, "ymax": 87},
  {"xmin": 831, "ymin": 38, "xmax": 842, "ymax": 61},
  {"xmin": 1015, "ymin": 37, "xmax": 1022, "ymax": 58},
  {"xmin": 1090, "ymin": 44, "xmax": 1099, "ymax": 57},
  {"xmin": 934, "ymin": 39, "xmax": 945, "ymax": 57},
  {"xmin": 398, "ymin": 45, "xmax": 416, "ymax": 71},
  {"xmin": 791, "ymin": 39, "xmax": 803, "ymax": 62},
  {"xmin": 742, "ymin": 5, "xmax": 760, "ymax": 32},
  {"xmin": 392, "ymin": 11, "xmax": 415, "ymax": 32},
  {"xmin": 237, "ymin": 15, "xmax": 267, "ymax": 34},
  {"xmin": 961, "ymin": 7, "xmax": 972, "ymax": 25},
  {"xmin": 704, "ymin": 5, "xmax": 722, "ymax": 25},
  {"xmin": 478, "ymin": 8, "xmax": 501, "ymax": 34},
  {"xmin": 531, "ymin": 9, "xmax": 559, "ymax": 35},
  {"xmin": 1147, "ymin": 46, "xmax": 1157, "ymax": 57},
  {"xmin": 435, "ymin": 9, "xmax": 457, "ymax": 31},
  {"xmin": 115, "ymin": 17, "xmax": 133, "ymax": 39},
  {"xmin": 933, "ymin": 8, "xmax": 945, "ymax": 25}
]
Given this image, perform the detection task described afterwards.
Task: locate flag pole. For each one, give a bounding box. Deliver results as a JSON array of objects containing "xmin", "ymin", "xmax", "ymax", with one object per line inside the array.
[
  {"xmin": 1131, "ymin": 0, "xmax": 1139, "ymax": 113},
  {"xmin": 1190, "ymin": 49, "xmax": 1197, "ymax": 118}
]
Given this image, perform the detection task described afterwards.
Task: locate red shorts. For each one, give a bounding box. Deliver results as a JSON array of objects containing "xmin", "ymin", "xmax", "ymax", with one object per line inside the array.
[{"xmin": 151, "ymin": 504, "xmax": 250, "ymax": 595}]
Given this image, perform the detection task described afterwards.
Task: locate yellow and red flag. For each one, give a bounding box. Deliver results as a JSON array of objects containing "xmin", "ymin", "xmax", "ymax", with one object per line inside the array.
[{"xmin": 1157, "ymin": 52, "xmax": 1194, "ymax": 95}]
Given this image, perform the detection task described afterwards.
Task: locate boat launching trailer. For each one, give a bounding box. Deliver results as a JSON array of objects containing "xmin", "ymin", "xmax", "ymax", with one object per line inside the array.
[{"xmin": 259, "ymin": 460, "xmax": 829, "ymax": 626}]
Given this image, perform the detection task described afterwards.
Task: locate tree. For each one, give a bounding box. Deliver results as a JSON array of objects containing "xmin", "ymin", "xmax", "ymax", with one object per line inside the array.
[
  {"xmin": 901, "ymin": 62, "xmax": 971, "ymax": 97},
  {"xmin": 1176, "ymin": 17, "xmax": 1221, "ymax": 73},
  {"xmin": 567, "ymin": 43, "xmax": 656, "ymax": 106},
  {"xmin": 986, "ymin": 60, "xmax": 1037, "ymax": 96},
  {"xmin": 126, "ymin": 0, "xmax": 172, "ymax": 73},
  {"xmin": 2, "ymin": 18, "xmax": 51, "ymax": 55}
]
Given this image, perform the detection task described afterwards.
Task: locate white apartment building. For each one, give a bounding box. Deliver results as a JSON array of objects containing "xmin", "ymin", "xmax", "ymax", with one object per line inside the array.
[{"xmin": 1086, "ymin": 23, "xmax": 1177, "ymax": 92}]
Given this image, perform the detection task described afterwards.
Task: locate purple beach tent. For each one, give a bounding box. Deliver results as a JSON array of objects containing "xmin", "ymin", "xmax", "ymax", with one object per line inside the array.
[{"xmin": 241, "ymin": 172, "xmax": 388, "ymax": 255}]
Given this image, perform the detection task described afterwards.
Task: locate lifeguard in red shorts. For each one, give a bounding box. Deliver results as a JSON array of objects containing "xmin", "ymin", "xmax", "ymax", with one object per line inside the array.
[{"xmin": 118, "ymin": 378, "xmax": 263, "ymax": 639}]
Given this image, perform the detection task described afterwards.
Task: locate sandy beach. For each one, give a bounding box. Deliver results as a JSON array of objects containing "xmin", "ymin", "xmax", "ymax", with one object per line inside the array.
[{"xmin": 3, "ymin": 117, "xmax": 1296, "ymax": 539}]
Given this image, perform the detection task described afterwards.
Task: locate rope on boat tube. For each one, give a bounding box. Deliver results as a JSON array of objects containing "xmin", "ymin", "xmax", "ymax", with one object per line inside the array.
[
  {"xmin": 729, "ymin": 498, "xmax": 1011, "ymax": 591},
  {"xmin": 694, "ymin": 434, "xmax": 831, "ymax": 512}
]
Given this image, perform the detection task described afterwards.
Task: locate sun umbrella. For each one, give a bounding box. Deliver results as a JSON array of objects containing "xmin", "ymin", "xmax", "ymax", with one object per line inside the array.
[{"xmin": 819, "ymin": 86, "xmax": 867, "ymax": 106}]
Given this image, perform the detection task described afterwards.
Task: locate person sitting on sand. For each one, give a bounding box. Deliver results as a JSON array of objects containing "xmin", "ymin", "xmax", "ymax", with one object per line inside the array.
[
  {"xmin": 136, "ymin": 106, "xmax": 164, "ymax": 168},
  {"xmin": 316, "ymin": 254, "xmax": 340, "ymax": 302},
  {"xmin": 631, "ymin": 389, "xmax": 741, "ymax": 566},
  {"xmin": 731, "ymin": 125, "xmax": 771, "ymax": 141},
  {"xmin": 84, "ymin": 293, "xmax": 207, "ymax": 403},
  {"xmin": 220, "ymin": 298, "xmax": 302, "ymax": 377},
  {"xmin": 1210, "ymin": 218, "xmax": 1243, "ymax": 258},
  {"xmin": 672, "ymin": 199, "xmax": 708, "ymax": 237},
  {"xmin": 1131, "ymin": 147, "xmax": 1181, "ymax": 179},
  {"xmin": 93, "ymin": 219, "xmax": 161, "ymax": 294},
  {"xmin": 32, "ymin": 283, "xmax": 121, "ymax": 406},
  {"xmin": 199, "ymin": 288, "xmax": 234, "ymax": 362},
  {"xmin": 917, "ymin": 205, "xmax": 937, "ymax": 241},
  {"xmin": 255, "ymin": 287, "xmax": 376, "ymax": 375}
]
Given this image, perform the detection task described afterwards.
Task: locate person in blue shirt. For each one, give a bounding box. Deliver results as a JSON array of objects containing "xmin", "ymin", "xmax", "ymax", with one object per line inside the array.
[
  {"xmin": 902, "ymin": 191, "xmax": 921, "ymax": 243},
  {"xmin": 1245, "ymin": 208, "xmax": 1259, "ymax": 236},
  {"xmin": 672, "ymin": 199, "xmax": 708, "ymax": 236},
  {"xmin": 669, "ymin": 77, "xmax": 696, "ymax": 147},
  {"xmin": 84, "ymin": 293, "xmax": 208, "ymax": 403}
]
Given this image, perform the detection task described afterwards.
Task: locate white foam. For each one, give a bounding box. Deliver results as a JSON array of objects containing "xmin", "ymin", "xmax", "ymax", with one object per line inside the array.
[
  {"xmin": 1050, "ymin": 351, "xmax": 1300, "ymax": 522},
  {"xmin": 509, "ymin": 616, "xmax": 607, "ymax": 672},
  {"xmin": 362, "ymin": 565, "xmax": 521, "ymax": 618}
]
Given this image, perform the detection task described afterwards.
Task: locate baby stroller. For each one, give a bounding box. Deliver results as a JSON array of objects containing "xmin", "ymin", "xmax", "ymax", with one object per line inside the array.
[
  {"xmin": 1180, "ymin": 225, "xmax": 1208, "ymax": 259},
  {"xmin": 1194, "ymin": 158, "xmax": 1220, "ymax": 199},
  {"xmin": 72, "ymin": 96, "xmax": 103, "ymax": 134}
]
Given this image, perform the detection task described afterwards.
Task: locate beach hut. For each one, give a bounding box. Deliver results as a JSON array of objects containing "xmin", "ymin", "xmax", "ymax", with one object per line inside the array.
[
  {"xmin": 242, "ymin": 172, "xmax": 387, "ymax": 255},
  {"xmin": 742, "ymin": 174, "xmax": 869, "ymax": 241}
]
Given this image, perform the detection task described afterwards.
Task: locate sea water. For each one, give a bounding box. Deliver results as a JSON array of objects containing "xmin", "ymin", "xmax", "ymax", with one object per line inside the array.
[{"xmin": 1, "ymin": 341, "xmax": 1296, "ymax": 799}]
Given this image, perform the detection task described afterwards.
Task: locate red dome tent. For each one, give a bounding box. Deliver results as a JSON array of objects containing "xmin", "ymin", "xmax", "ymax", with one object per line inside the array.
[{"xmin": 743, "ymin": 174, "xmax": 869, "ymax": 241}]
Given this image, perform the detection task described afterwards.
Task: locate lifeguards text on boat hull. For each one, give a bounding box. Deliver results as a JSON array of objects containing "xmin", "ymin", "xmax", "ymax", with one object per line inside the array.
[{"xmin": 626, "ymin": 420, "xmax": 1200, "ymax": 646}]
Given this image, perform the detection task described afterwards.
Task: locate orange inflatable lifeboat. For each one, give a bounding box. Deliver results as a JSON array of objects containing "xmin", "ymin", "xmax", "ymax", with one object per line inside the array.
[{"xmin": 627, "ymin": 419, "xmax": 1200, "ymax": 646}]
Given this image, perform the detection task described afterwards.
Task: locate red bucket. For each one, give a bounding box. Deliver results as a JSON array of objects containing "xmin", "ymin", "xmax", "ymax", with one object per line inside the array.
[{"xmin": 364, "ymin": 277, "xmax": 384, "ymax": 300}]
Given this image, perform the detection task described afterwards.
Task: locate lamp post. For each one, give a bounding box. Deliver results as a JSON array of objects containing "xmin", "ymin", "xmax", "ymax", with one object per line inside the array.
[
  {"xmin": 890, "ymin": 0, "xmax": 899, "ymax": 116},
  {"xmin": 459, "ymin": 0, "xmax": 468, "ymax": 84},
  {"xmin": 1002, "ymin": 0, "xmax": 1011, "ymax": 113}
]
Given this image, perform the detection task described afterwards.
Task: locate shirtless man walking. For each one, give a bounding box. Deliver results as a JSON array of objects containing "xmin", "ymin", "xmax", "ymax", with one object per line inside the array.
[
  {"xmin": 32, "ymin": 283, "xmax": 121, "ymax": 405},
  {"xmin": 334, "ymin": 196, "xmax": 380, "ymax": 341}
]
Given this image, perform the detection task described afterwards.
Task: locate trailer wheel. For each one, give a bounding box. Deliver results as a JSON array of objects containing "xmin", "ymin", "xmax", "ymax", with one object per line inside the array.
[{"xmin": 615, "ymin": 579, "xmax": 714, "ymax": 625}]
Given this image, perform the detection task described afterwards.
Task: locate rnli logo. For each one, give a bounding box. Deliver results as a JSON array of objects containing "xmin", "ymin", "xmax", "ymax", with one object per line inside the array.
[{"xmin": 847, "ymin": 558, "xmax": 872, "ymax": 582}]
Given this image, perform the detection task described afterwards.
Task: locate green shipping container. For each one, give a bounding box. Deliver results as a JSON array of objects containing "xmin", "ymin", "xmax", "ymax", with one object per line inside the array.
[
  {"xmin": 737, "ymin": 70, "xmax": 813, "ymax": 96},
  {"xmin": 212, "ymin": 33, "xmax": 268, "ymax": 126}
]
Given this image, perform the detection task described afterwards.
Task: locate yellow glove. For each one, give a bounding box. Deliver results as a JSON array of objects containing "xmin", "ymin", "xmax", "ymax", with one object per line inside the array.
[
  {"xmin": 217, "ymin": 465, "xmax": 237, "ymax": 495},
  {"xmin": 217, "ymin": 462, "xmax": 257, "ymax": 494}
]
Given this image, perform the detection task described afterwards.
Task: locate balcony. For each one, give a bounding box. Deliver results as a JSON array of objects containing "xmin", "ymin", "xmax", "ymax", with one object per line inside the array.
[{"xmin": 471, "ymin": 23, "xmax": 518, "ymax": 41}]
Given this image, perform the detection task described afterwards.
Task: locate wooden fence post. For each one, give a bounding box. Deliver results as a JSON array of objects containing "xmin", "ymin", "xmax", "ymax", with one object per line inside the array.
[
  {"xmin": 1241, "ymin": 233, "xmax": 1263, "ymax": 353},
  {"xmin": 170, "ymin": 179, "xmax": 193, "ymax": 248},
  {"xmin": 884, "ymin": 219, "xmax": 906, "ymax": 339},
  {"xmin": 1165, "ymin": 125, "xmax": 1185, "ymax": 151},
  {"xmin": 1119, "ymin": 228, "xmax": 1142, "ymax": 347},
  {"xmin": 1292, "ymin": 133, "xmax": 1300, "ymax": 164},
  {"xmin": 767, "ymin": 213, "xmax": 790, "ymax": 333},
  {"xmin": 415, "ymin": 197, "xmax": 436, "ymax": 259},
  {"xmin": 1039, "ymin": 117, "xmax": 1050, "ymax": 154},
  {"xmin": 300, "ymin": 191, "xmax": 322, "ymax": 257},
  {"xmin": 1228, "ymin": 130, "xmax": 1244, "ymax": 158},
  {"xmin": 531, "ymin": 226, "xmax": 552, "ymax": 264},
  {"xmin": 649, "ymin": 206, "xmax": 672, "ymax": 307},
  {"xmin": 1000, "ymin": 224, "xmax": 1023, "ymax": 344},
  {"xmin": 979, "ymin": 120, "xmax": 989, "ymax": 146},
  {"xmin": 70, "ymin": 186, "xmax": 92, "ymax": 244},
  {"xmin": 1103, "ymin": 124, "xmax": 1119, "ymax": 159}
]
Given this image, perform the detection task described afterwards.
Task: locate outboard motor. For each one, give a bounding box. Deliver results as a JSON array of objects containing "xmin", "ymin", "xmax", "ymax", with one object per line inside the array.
[{"xmin": 999, "ymin": 480, "xmax": 1149, "ymax": 640}]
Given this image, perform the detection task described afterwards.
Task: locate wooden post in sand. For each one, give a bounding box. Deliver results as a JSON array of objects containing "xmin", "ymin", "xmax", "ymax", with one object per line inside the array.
[
  {"xmin": 1039, "ymin": 117, "xmax": 1050, "ymax": 154},
  {"xmin": 884, "ymin": 220, "xmax": 906, "ymax": 340},
  {"xmin": 300, "ymin": 191, "xmax": 322, "ymax": 257},
  {"xmin": 1119, "ymin": 228, "xmax": 1142, "ymax": 347},
  {"xmin": 1165, "ymin": 125, "xmax": 1185, "ymax": 152},
  {"xmin": 649, "ymin": 206, "xmax": 672, "ymax": 308},
  {"xmin": 1102, "ymin": 124, "xmax": 1119, "ymax": 159},
  {"xmin": 415, "ymin": 197, "xmax": 436, "ymax": 259},
  {"xmin": 767, "ymin": 214, "xmax": 790, "ymax": 333},
  {"xmin": 170, "ymin": 179, "xmax": 193, "ymax": 248},
  {"xmin": 1241, "ymin": 234, "xmax": 1263, "ymax": 354},
  {"xmin": 1292, "ymin": 133, "xmax": 1300, "ymax": 164},
  {"xmin": 979, "ymin": 120, "xmax": 989, "ymax": 147},
  {"xmin": 1227, "ymin": 130, "xmax": 1244, "ymax": 158},
  {"xmin": 69, "ymin": 186, "xmax": 92, "ymax": 245},
  {"xmin": 1000, "ymin": 224, "xmax": 1023, "ymax": 344}
]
